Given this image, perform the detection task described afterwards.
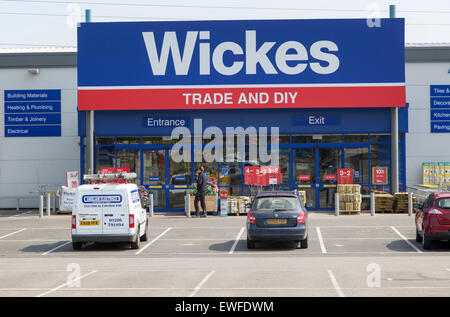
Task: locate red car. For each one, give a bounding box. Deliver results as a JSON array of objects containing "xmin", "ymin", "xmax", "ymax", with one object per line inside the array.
[{"xmin": 415, "ymin": 192, "xmax": 450, "ymax": 249}]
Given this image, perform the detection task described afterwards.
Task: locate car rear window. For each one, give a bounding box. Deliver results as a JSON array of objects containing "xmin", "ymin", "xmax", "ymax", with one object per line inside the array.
[
  {"xmin": 436, "ymin": 198, "xmax": 450, "ymax": 209},
  {"xmin": 253, "ymin": 196, "xmax": 300, "ymax": 211}
]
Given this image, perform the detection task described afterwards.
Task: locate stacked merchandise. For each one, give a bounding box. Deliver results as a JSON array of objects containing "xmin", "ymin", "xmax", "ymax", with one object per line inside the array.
[
  {"xmin": 227, "ymin": 196, "xmax": 252, "ymax": 215},
  {"xmin": 422, "ymin": 162, "xmax": 450, "ymax": 186},
  {"xmin": 297, "ymin": 190, "xmax": 307, "ymax": 206},
  {"xmin": 228, "ymin": 197, "xmax": 239, "ymax": 215},
  {"xmin": 393, "ymin": 192, "xmax": 417, "ymax": 213},
  {"xmin": 374, "ymin": 191, "xmax": 395, "ymax": 213},
  {"xmin": 337, "ymin": 185, "xmax": 361, "ymax": 214}
]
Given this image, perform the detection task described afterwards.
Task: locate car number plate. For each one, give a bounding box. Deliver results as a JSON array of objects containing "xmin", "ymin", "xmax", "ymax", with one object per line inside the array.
[
  {"xmin": 267, "ymin": 219, "xmax": 287, "ymax": 225},
  {"xmin": 79, "ymin": 220, "xmax": 99, "ymax": 226}
]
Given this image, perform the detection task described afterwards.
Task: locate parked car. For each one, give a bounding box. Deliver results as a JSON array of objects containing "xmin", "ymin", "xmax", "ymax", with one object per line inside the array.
[
  {"xmin": 246, "ymin": 191, "xmax": 310, "ymax": 249},
  {"xmin": 71, "ymin": 183, "xmax": 148, "ymax": 250},
  {"xmin": 415, "ymin": 192, "xmax": 450, "ymax": 249}
]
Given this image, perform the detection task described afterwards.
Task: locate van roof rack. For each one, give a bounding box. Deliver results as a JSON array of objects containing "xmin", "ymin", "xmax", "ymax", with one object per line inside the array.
[{"xmin": 83, "ymin": 172, "xmax": 137, "ymax": 184}]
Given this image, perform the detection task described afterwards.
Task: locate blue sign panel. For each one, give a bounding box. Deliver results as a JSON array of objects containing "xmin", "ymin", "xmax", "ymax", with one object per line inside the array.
[
  {"xmin": 144, "ymin": 117, "xmax": 190, "ymax": 128},
  {"xmin": 5, "ymin": 89, "xmax": 61, "ymax": 101},
  {"xmin": 5, "ymin": 125, "xmax": 61, "ymax": 137},
  {"xmin": 5, "ymin": 113, "xmax": 61, "ymax": 125},
  {"xmin": 4, "ymin": 89, "xmax": 62, "ymax": 137},
  {"xmin": 430, "ymin": 110, "xmax": 450, "ymax": 121},
  {"xmin": 430, "ymin": 97, "xmax": 450, "ymax": 109},
  {"xmin": 4, "ymin": 101, "xmax": 61, "ymax": 113},
  {"xmin": 78, "ymin": 19, "xmax": 405, "ymax": 87},
  {"xmin": 148, "ymin": 176, "xmax": 160, "ymax": 182},
  {"xmin": 430, "ymin": 85, "xmax": 450, "ymax": 97},
  {"xmin": 431, "ymin": 122, "xmax": 450, "ymax": 133},
  {"xmin": 430, "ymin": 85, "xmax": 450, "ymax": 133},
  {"xmin": 293, "ymin": 114, "xmax": 341, "ymax": 126}
]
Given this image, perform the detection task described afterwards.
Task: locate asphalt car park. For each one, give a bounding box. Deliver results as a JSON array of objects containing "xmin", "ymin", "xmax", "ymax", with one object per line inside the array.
[{"xmin": 0, "ymin": 210, "xmax": 450, "ymax": 297}]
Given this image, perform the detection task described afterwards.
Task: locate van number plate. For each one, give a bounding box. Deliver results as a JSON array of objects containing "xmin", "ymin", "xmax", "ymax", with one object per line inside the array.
[{"xmin": 79, "ymin": 220, "xmax": 99, "ymax": 226}]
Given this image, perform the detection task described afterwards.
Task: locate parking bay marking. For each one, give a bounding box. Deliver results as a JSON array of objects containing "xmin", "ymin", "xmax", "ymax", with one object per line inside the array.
[
  {"xmin": 41, "ymin": 241, "xmax": 72, "ymax": 256},
  {"xmin": 229, "ymin": 227, "xmax": 245, "ymax": 255},
  {"xmin": 135, "ymin": 227, "xmax": 172, "ymax": 255},
  {"xmin": 0, "ymin": 228, "xmax": 26, "ymax": 240},
  {"xmin": 316, "ymin": 227, "xmax": 327, "ymax": 254},
  {"xmin": 189, "ymin": 270, "xmax": 216, "ymax": 297},
  {"xmin": 35, "ymin": 270, "xmax": 98, "ymax": 297},
  {"xmin": 327, "ymin": 270, "xmax": 345, "ymax": 297},
  {"xmin": 390, "ymin": 226, "xmax": 423, "ymax": 253}
]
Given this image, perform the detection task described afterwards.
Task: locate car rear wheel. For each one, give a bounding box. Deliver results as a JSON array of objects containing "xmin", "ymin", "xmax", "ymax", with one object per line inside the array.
[
  {"xmin": 416, "ymin": 228, "xmax": 423, "ymax": 243},
  {"xmin": 247, "ymin": 239, "xmax": 256, "ymax": 249},
  {"xmin": 130, "ymin": 228, "xmax": 140, "ymax": 249},
  {"xmin": 72, "ymin": 242, "xmax": 82, "ymax": 250},
  {"xmin": 295, "ymin": 237, "xmax": 308, "ymax": 249},
  {"xmin": 422, "ymin": 231, "xmax": 432, "ymax": 250}
]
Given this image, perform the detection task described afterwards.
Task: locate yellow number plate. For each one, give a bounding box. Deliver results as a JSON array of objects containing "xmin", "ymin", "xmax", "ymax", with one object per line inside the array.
[
  {"xmin": 267, "ymin": 219, "xmax": 287, "ymax": 225},
  {"xmin": 79, "ymin": 220, "xmax": 99, "ymax": 226}
]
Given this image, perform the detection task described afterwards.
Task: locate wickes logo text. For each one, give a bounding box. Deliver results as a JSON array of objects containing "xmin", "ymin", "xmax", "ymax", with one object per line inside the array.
[{"xmin": 142, "ymin": 30, "xmax": 339, "ymax": 76}]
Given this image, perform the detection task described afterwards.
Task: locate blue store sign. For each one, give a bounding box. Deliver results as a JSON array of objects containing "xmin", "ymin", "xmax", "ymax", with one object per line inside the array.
[
  {"xmin": 4, "ymin": 89, "xmax": 62, "ymax": 137},
  {"xmin": 430, "ymin": 85, "xmax": 450, "ymax": 133}
]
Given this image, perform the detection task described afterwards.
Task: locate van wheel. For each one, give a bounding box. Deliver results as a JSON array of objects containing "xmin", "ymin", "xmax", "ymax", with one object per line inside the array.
[
  {"xmin": 72, "ymin": 242, "xmax": 82, "ymax": 250},
  {"xmin": 130, "ymin": 228, "xmax": 140, "ymax": 250},
  {"xmin": 141, "ymin": 218, "xmax": 149, "ymax": 242}
]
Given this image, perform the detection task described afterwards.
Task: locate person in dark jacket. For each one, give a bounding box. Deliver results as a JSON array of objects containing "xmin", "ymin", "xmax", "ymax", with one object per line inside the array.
[{"xmin": 194, "ymin": 166, "xmax": 208, "ymax": 218}]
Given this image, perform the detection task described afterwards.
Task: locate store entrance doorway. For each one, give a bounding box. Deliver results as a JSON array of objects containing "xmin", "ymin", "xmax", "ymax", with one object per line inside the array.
[{"xmin": 293, "ymin": 146, "xmax": 342, "ymax": 210}]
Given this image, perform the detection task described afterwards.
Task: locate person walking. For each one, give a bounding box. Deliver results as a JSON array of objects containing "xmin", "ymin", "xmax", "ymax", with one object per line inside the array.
[{"xmin": 194, "ymin": 166, "xmax": 208, "ymax": 218}]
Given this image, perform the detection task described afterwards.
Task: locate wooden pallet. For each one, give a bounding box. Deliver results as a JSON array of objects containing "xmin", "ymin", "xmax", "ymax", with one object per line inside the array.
[{"xmin": 339, "ymin": 210, "xmax": 360, "ymax": 215}]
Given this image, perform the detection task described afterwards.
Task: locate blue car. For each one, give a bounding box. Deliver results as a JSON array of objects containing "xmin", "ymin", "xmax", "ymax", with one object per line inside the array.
[{"xmin": 246, "ymin": 191, "xmax": 310, "ymax": 249}]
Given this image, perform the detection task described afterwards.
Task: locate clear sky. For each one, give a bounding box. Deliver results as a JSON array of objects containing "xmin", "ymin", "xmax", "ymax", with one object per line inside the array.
[{"xmin": 0, "ymin": 0, "xmax": 449, "ymax": 48}]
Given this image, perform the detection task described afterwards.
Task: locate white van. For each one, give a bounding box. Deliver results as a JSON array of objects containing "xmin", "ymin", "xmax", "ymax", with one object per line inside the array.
[{"xmin": 71, "ymin": 183, "xmax": 148, "ymax": 250}]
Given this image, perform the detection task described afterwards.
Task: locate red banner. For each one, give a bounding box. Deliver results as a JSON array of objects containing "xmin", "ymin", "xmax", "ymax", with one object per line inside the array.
[
  {"xmin": 99, "ymin": 167, "xmax": 130, "ymax": 174},
  {"xmin": 245, "ymin": 166, "xmax": 281, "ymax": 186}
]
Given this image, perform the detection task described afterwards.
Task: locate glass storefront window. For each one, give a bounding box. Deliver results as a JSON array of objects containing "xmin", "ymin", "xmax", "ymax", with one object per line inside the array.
[
  {"xmin": 96, "ymin": 136, "xmax": 115, "ymax": 145},
  {"xmin": 319, "ymin": 148, "xmax": 342, "ymax": 183},
  {"xmin": 169, "ymin": 160, "xmax": 191, "ymax": 185},
  {"xmin": 143, "ymin": 150, "xmax": 165, "ymax": 185},
  {"xmin": 116, "ymin": 149, "xmax": 140, "ymax": 182},
  {"xmin": 370, "ymin": 134, "xmax": 390, "ymax": 143},
  {"xmin": 292, "ymin": 134, "xmax": 343, "ymax": 143},
  {"xmin": 345, "ymin": 147, "xmax": 369, "ymax": 184},
  {"xmin": 95, "ymin": 146, "xmax": 115, "ymax": 172},
  {"xmin": 294, "ymin": 148, "xmax": 315, "ymax": 184},
  {"xmin": 344, "ymin": 134, "xmax": 369, "ymax": 143},
  {"xmin": 370, "ymin": 143, "xmax": 390, "ymax": 185},
  {"xmin": 219, "ymin": 162, "xmax": 241, "ymax": 186},
  {"xmin": 116, "ymin": 137, "xmax": 140, "ymax": 145},
  {"xmin": 142, "ymin": 136, "xmax": 187, "ymax": 144}
]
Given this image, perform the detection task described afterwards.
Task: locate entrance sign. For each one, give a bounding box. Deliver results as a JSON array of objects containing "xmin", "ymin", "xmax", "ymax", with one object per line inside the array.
[{"xmin": 78, "ymin": 19, "xmax": 405, "ymax": 111}]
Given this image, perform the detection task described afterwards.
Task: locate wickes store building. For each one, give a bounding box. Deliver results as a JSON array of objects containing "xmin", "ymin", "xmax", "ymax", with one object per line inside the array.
[{"xmin": 77, "ymin": 18, "xmax": 407, "ymax": 212}]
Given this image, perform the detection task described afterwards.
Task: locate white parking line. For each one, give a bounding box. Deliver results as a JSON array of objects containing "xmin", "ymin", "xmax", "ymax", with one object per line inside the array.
[
  {"xmin": 135, "ymin": 227, "xmax": 172, "ymax": 255},
  {"xmin": 0, "ymin": 228, "xmax": 26, "ymax": 240},
  {"xmin": 391, "ymin": 226, "xmax": 423, "ymax": 253},
  {"xmin": 41, "ymin": 241, "xmax": 72, "ymax": 256},
  {"xmin": 316, "ymin": 227, "xmax": 327, "ymax": 254},
  {"xmin": 189, "ymin": 270, "xmax": 215, "ymax": 297},
  {"xmin": 8, "ymin": 211, "xmax": 33, "ymax": 218},
  {"xmin": 35, "ymin": 270, "xmax": 98, "ymax": 297},
  {"xmin": 327, "ymin": 270, "xmax": 345, "ymax": 297},
  {"xmin": 229, "ymin": 227, "xmax": 245, "ymax": 255}
]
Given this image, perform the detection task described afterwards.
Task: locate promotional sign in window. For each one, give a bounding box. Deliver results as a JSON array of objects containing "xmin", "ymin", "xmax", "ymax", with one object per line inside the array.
[
  {"xmin": 337, "ymin": 168, "xmax": 353, "ymax": 184},
  {"xmin": 66, "ymin": 171, "xmax": 79, "ymax": 189},
  {"xmin": 372, "ymin": 166, "xmax": 388, "ymax": 185},
  {"xmin": 78, "ymin": 19, "xmax": 405, "ymax": 111},
  {"xmin": 244, "ymin": 166, "xmax": 281, "ymax": 186}
]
